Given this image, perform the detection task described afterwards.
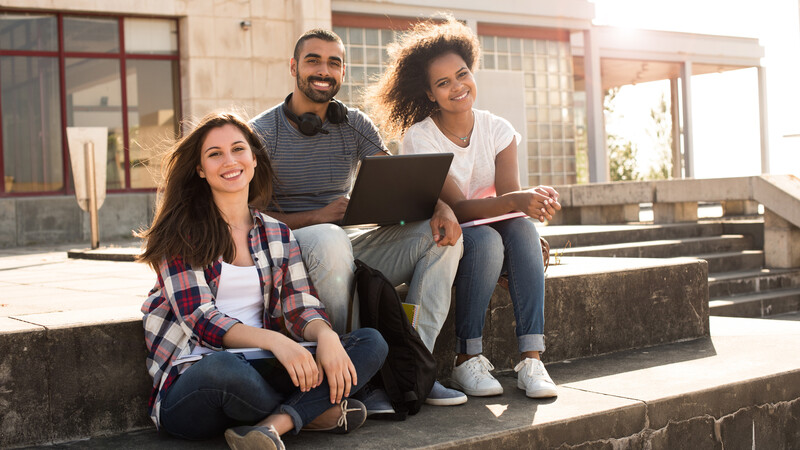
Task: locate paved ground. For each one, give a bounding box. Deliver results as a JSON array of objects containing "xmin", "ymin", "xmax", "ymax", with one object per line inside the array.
[{"xmin": 0, "ymin": 240, "xmax": 150, "ymax": 323}]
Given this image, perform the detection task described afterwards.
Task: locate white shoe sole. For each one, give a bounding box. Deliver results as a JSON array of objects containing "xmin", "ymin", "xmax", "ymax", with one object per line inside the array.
[
  {"xmin": 518, "ymin": 380, "xmax": 558, "ymax": 398},
  {"xmin": 451, "ymin": 379, "xmax": 504, "ymax": 397},
  {"xmin": 424, "ymin": 394, "xmax": 468, "ymax": 406}
]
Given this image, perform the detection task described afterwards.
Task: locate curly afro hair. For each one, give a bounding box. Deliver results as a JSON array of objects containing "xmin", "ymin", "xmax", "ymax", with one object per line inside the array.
[{"xmin": 368, "ymin": 15, "xmax": 480, "ymax": 138}]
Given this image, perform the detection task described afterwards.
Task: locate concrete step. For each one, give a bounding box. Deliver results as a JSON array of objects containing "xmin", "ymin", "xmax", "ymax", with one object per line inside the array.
[
  {"xmin": 0, "ymin": 256, "xmax": 709, "ymax": 448},
  {"xmin": 709, "ymin": 287, "xmax": 800, "ymax": 318},
  {"xmin": 540, "ymin": 221, "xmax": 727, "ymax": 249},
  {"xmin": 555, "ymin": 235, "xmax": 754, "ymax": 259},
  {"xmin": 431, "ymin": 257, "xmax": 708, "ymax": 378},
  {"xmin": 695, "ymin": 250, "xmax": 765, "ymax": 273},
  {"xmin": 34, "ymin": 314, "xmax": 800, "ymax": 449},
  {"xmin": 709, "ymin": 268, "xmax": 800, "ymax": 298}
]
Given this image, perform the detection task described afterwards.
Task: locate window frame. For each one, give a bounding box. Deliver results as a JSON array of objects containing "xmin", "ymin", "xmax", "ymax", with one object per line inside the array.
[{"xmin": 0, "ymin": 10, "xmax": 181, "ymax": 197}]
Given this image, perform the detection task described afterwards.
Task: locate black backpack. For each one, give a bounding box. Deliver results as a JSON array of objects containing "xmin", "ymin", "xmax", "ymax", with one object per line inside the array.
[{"xmin": 353, "ymin": 259, "xmax": 437, "ymax": 420}]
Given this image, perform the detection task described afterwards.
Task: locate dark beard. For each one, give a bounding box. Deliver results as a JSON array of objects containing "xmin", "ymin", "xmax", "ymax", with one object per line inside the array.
[{"xmin": 296, "ymin": 75, "xmax": 340, "ymax": 103}]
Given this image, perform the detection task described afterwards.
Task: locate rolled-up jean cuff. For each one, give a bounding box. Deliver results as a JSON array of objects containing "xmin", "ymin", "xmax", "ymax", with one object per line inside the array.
[
  {"xmin": 519, "ymin": 334, "xmax": 545, "ymax": 354},
  {"xmin": 279, "ymin": 404, "xmax": 304, "ymax": 435},
  {"xmin": 455, "ymin": 336, "xmax": 483, "ymax": 355}
]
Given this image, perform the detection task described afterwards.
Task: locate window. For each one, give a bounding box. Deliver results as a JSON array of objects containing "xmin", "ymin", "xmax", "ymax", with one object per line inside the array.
[
  {"xmin": 333, "ymin": 17, "xmax": 577, "ymax": 186},
  {"xmin": 482, "ymin": 35, "xmax": 577, "ymax": 186},
  {"xmin": 0, "ymin": 12, "xmax": 179, "ymax": 195}
]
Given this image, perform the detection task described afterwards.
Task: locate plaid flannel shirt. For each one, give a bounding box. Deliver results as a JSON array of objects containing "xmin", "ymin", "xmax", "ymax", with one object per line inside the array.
[{"xmin": 141, "ymin": 210, "xmax": 330, "ymax": 427}]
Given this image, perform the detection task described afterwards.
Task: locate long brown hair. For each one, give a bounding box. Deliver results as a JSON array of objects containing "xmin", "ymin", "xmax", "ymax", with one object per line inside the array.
[
  {"xmin": 136, "ymin": 112, "xmax": 272, "ymax": 271},
  {"xmin": 367, "ymin": 16, "xmax": 480, "ymax": 138}
]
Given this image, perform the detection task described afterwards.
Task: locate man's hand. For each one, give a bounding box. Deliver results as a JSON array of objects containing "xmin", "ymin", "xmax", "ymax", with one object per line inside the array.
[
  {"xmin": 430, "ymin": 200, "xmax": 462, "ymax": 246},
  {"xmin": 316, "ymin": 196, "xmax": 349, "ymax": 224}
]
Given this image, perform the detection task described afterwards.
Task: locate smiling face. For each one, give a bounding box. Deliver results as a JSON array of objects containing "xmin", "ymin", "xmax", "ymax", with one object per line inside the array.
[
  {"xmin": 196, "ymin": 124, "xmax": 257, "ymax": 197},
  {"xmin": 291, "ymin": 37, "xmax": 345, "ymax": 104},
  {"xmin": 426, "ymin": 52, "xmax": 477, "ymax": 115}
]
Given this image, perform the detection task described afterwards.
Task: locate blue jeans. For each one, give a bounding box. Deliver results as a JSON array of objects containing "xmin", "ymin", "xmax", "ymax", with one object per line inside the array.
[
  {"xmin": 293, "ymin": 221, "xmax": 463, "ymax": 353},
  {"xmin": 159, "ymin": 328, "xmax": 387, "ymax": 440},
  {"xmin": 455, "ymin": 217, "xmax": 545, "ymax": 355}
]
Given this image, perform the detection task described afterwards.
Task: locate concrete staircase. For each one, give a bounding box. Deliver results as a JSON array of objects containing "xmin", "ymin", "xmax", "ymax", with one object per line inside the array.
[
  {"xmin": 541, "ymin": 218, "xmax": 800, "ymax": 319},
  {"xmin": 4, "ymin": 220, "xmax": 800, "ymax": 448}
]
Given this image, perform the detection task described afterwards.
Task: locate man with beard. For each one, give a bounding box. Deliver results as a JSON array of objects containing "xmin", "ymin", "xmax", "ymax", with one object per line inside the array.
[{"xmin": 250, "ymin": 29, "xmax": 467, "ymax": 410}]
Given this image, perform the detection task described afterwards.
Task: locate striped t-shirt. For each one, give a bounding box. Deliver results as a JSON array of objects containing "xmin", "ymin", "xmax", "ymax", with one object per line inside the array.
[{"xmin": 250, "ymin": 102, "xmax": 387, "ymax": 212}]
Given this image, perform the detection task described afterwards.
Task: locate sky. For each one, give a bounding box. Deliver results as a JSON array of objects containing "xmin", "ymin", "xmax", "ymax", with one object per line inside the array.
[{"xmin": 591, "ymin": 0, "xmax": 800, "ymax": 178}]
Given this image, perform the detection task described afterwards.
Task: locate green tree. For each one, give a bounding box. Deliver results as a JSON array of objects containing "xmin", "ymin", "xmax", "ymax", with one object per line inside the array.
[
  {"xmin": 608, "ymin": 136, "xmax": 640, "ymax": 181},
  {"xmin": 646, "ymin": 92, "xmax": 672, "ymax": 180},
  {"xmin": 604, "ymin": 88, "xmax": 640, "ymax": 181}
]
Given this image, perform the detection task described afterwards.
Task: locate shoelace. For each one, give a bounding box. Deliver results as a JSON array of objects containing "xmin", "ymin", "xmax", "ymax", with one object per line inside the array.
[
  {"xmin": 514, "ymin": 358, "xmax": 544, "ymax": 379},
  {"xmin": 468, "ymin": 355, "xmax": 495, "ymax": 378},
  {"xmin": 337, "ymin": 399, "xmax": 361, "ymax": 430}
]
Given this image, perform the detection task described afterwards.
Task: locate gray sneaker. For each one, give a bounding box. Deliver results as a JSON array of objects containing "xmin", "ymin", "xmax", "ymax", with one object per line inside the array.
[
  {"xmin": 353, "ymin": 384, "xmax": 395, "ymax": 416},
  {"xmin": 225, "ymin": 424, "xmax": 284, "ymax": 450},
  {"xmin": 424, "ymin": 380, "xmax": 467, "ymax": 406}
]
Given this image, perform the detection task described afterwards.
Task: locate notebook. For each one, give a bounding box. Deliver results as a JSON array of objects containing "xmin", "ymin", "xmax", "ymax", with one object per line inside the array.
[{"xmin": 340, "ymin": 153, "xmax": 454, "ymax": 227}]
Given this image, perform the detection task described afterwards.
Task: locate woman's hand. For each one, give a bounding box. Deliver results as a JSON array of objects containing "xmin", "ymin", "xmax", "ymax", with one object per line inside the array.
[
  {"xmin": 314, "ymin": 326, "xmax": 358, "ymax": 404},
  {"xmin": 508, "ymin": 186, "xmax": 561, "ymax": 222},
  {"xmin": 270, "ymin": 333, "xmax": 320, "ymax": 392}
]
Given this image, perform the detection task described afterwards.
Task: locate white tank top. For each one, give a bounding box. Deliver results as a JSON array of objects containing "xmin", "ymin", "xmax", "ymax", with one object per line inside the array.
[{"xmin": 190, "ymin": 261, "xmax": 265, "ymax": 357}]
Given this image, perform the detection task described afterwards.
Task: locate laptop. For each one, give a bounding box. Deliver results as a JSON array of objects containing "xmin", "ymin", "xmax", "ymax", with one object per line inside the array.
[{"xmin": 340, "ymin": 153, "xmax": 454, "ymax": 227}]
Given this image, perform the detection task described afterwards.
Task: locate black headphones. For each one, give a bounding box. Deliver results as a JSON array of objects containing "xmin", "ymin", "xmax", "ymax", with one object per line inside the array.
[{"xmin": 282, "ymin": 93, "xmax": 349, "ymax": 136}]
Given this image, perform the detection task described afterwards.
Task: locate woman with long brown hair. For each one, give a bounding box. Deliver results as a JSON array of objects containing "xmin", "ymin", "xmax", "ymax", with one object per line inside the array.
[
  {"xmin": 138, "ymin": 112, "xmax": 386, "ymax": 449},
  {"xmin": 370, "ymin": 17, "xmax": 559, "ymax": 401}
]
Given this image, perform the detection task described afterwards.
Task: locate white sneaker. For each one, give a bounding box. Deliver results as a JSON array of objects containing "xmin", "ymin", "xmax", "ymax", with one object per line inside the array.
[
  {"xmin": 514, "ymin": 357, "xmax": 557, "ymax": 398},
  {"xmin": 450, "ymin": 355, "xmax": 504, "ymax": 396}
]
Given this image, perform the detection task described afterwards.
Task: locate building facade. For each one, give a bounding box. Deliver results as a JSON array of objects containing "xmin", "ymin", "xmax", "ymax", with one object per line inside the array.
[{"xmin": 0, "ymin": 0, "xmax": 766, "ymax": 246}]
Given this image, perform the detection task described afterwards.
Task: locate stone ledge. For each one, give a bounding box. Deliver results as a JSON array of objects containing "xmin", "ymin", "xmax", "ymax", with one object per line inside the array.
[
  {"xmin": 0, "ymin": 256, "xmax": 709, "ymax": 447},
  {"xmin": 432, "ymin": 256, "xmax": 709, "ymax": 379},
  {"xmin": 34, "ymin": 314, "xmax": 800, "ymax": 449}
]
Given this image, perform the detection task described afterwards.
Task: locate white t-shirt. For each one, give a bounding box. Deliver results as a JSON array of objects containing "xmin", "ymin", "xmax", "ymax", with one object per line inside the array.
[
  {"xmin": 190, "ymin": 261, "xmax": 265, "ymax": 357},
  {"xmin": 402, "ymin": 109, "xmax": 520, "ymax": 200}
]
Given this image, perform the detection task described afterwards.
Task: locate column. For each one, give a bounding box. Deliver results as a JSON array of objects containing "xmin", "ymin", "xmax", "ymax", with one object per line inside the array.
[
  {"xmin": 758, "ymin": 66, "xmax": 770, "ymax": 174},
  {"xmin": 669, "ymin": 77, "xmax": 682, "ymax": 179},
  {"xmin": 583, "ymin": 29, "xmax": 607, "ymax": 183},
  {"xmin": 680, "ymin": 61, "xmax": 694, "ymax": 178}
]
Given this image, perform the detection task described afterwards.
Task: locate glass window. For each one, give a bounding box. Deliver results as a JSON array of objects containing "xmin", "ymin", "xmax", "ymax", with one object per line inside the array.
[
  {"xmin": 64, "ymin": 17, "xmax": 119, "ymax": 53},
  {"xmin": 365, "ymin": 28, "xmax": 379, "ymax": 45},
  {"xmin": 482, "ymin": 54, "xmax": 495, "ymax": 70},
  {"xmin": 0, "ymin": 13, "xmax": 179, "ymax": 196},
  {"xmin": 1, "ymin": 56, "xmax": 62, "ymax": 193},
  {"xmin": 496, "ymin": 37, "xmax": 508, "ymax": 52},
  {"xmin": 366, "ymin": 47, "xmax": 380, "ymax": 65},
  {"xmin": 497, "ymin": 54, "xmax": 508, "ymax": 70},
  {"xmin": 65, "ymin": 58, "xmax": 124, "ymax": 190},
  {"xmin": 349, "ymin": 47, "xmax": 364, "ymax": 64},
  {"xmin": 380, "ymin": 29, "xmax": 394, "ymax": 45},
  {"xmin": 124, "ymin": 18, "xmax": 177, "ymax": 55},
  {"xmin": 126, "ymin": 59, "xmax": 179, "ymax": 188},
  {"xmin": 482, "ymin": 36, "xmax": 495, "ymax": 52},
  {"xmin": 0, "ymin": 14, "xmax": 57, "ymax": 51},
  {"xmin": 348, "ymin": 28, "xmax": 363, "ymax": 45}
]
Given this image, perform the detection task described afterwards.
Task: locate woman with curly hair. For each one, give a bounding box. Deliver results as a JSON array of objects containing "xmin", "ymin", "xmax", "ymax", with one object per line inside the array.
[
  {"xmin": 137, "ymin": 112, "xmax": 387, "ymax": 449},
  {"xmin": 369, "ymin": 17, "xmax": 560, "ymax": 400}
]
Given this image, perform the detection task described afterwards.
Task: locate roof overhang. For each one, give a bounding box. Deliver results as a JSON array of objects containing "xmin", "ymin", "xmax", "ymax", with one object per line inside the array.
[
  {"xmin": 332, "ymin": 0, "xmax": 596, "ymax": 30},
  {"xmin": 571, "ymin": 26, "xmax": 765, "ymax": 89}
]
